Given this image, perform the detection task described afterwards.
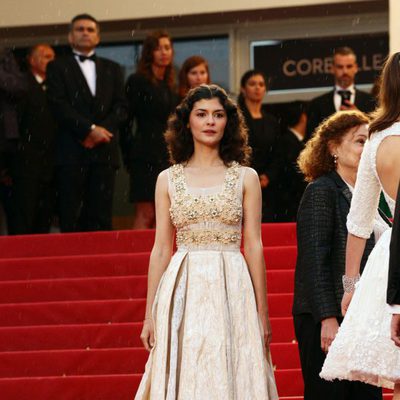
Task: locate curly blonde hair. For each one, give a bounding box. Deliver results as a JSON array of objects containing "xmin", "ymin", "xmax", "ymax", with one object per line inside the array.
[{"xmin": 298, "ymin": 110, "xmax": 369, "ymax": 182}]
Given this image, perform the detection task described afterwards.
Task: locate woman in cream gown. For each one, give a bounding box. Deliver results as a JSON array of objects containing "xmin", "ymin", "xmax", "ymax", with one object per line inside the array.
[
  {"xmin": 320, "ymin": 53, "xmax": 400, "ymax": 397},
  {"xmin": 134, "ymin": 84, "xmax": 278, "ymax": 400}
]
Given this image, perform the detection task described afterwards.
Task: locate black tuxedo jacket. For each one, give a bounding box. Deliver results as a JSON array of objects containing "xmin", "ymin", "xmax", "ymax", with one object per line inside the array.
[
  {"xmin": 388, "ymin": 183, "xmax": 400, "ymax": 305},
  {"xmin": 46, "ymin": 53, "xmax": 127, "ymax": 167},
  {"xmin": 306, "ymin": 88, "xmax": 376, "ymax": 141},
  {"xmin": 273, "ymin": 128, "xmax": 306, "ymax": 221},
  {"xmin": 15, "ymin": 72, "xmax": 57, "ymax": 182}
]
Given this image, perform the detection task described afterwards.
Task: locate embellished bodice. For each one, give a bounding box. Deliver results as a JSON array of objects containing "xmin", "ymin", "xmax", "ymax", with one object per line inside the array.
[{"xmin": 168, "ymin": 162, "xmax": 244, "ymax": 251}]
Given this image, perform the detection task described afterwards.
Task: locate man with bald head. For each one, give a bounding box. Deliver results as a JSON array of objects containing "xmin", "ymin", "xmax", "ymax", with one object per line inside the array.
[{"xmin": 12, "ymin": 43, "xmax": 58, "ymax": 234}]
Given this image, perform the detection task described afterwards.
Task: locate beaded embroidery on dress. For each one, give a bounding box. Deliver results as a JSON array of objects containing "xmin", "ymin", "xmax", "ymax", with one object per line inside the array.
[
  {"xmin": 134, "ymin": 162, "xmax": 278, "ymax": 400},
  {"xmin": 320, "ymin": 124, "xmax": 400, "ymax": 388}
]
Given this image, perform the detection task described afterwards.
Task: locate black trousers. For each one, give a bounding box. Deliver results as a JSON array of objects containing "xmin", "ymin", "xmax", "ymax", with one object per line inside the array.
[
  {"xmin": 11, "ymin": 176, "xmax": 55, "ymax": 234},
  {"xmin": 0, "ymin": 141, "xmax": 18, "ymax": 234},
  {"xmin": 57, "ymin": 164, "xmax": 116, "ymax": 232},
  {"xmin": 294, "ymin": 314, "xmax": 382, "ymax": 400}
]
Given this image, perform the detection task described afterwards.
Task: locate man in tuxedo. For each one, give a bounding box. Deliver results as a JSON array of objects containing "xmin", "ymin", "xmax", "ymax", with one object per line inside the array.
[
  {"xmin": 274, "ymin": 101, "xmax": 307, "ymax": 222},
  {"xmin": 388, "ymin": 183, "xmax": 400, "ymax": 347},
  {"xmin": 46, "ymin": 14, "xmax": 127, "ymax": 232},
  {"xmin": 12, "ymin": 44, "xmax": 57, "ymax": 234},
  {"xmin": 306, "ymin": 46, "xmax": 375, "ymax": 140}
]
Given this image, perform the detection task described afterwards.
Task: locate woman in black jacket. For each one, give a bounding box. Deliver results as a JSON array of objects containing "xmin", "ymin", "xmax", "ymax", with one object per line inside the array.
[
  {"xmin": 238, "ymin": 70, "xmax": 280, "ymax": 222},
  {"xmin": 124, "ymin": 30, "xmax": 178, "ymax": 229},
  {"xmin": 293, "ymin": 110, "xmax": 386, "ymax": 400}
]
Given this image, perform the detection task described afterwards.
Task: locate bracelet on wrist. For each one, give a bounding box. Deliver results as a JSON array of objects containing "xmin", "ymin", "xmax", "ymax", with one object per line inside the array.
[{"xmin": 342, "ymin": 274, "xmax": 360, "ymax": 293}]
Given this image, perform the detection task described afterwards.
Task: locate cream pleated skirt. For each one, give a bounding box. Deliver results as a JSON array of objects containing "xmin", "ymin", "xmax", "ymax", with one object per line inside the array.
[{"xmin": 135, "ymin": 250, "xmax": 278, "ymax": 400}]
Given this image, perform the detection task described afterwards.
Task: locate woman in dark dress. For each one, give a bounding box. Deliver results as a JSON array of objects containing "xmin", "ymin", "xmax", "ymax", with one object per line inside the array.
[
  {"xmin": 124, "ymin": 30, "xmax": 178, "ymax": 229},
  {"xmin": 238, "ymin": 70, "xmax": 280, "ymax": 222},
  {"xmin": 293, "ymin": 110, "xmax": 385, "ymax": 400}
]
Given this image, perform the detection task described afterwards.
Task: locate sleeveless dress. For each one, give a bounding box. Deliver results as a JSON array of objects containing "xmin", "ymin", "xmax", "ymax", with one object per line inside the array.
[
  {"xmin": 320, "ymin": 123, "xmax": 400, "ymax": 388},
  {"xmin": 134, "ymin": 162, "xmax": 278, "ymax": 400}
]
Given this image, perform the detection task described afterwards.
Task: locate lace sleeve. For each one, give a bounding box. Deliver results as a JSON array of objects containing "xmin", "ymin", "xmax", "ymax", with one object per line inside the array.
[{"xmin": 346, "ymin": 139, "xmax": 381, "ymax": 239}]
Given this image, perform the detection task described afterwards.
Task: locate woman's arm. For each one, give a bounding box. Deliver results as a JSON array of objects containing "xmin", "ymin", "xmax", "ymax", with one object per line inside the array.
[
  {"xmin": 242, "ymin": 168, "xmax": 271, "ymax": 345},
  {"xmin": 345, "ymin": 233, "xmax": 367, "ymax": 277},
  {"xmin": 296, "ymin": 181, "xmax": 339, "ymax": 352},
  {"xmin": 341, "ymin": 233, "xmax": 367, "ymax": 315},
  {"xmin": 341, "ymin": 139, "xmax": 381, "ymax": 314},
  {"xmin": 140, "ymin": 170, "xmax": 175, "ymax": 351}
]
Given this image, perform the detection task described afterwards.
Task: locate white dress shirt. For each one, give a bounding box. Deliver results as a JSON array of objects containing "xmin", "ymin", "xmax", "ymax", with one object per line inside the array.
[
  {"xmin": 288, "ymin": 127, "xmax": 304, "ymax": 142},
  {"xmin": 73, "ymin": 50, "xmax": 96, "ymax": 96},
  {"xmin": 33, "ymin": 74, "xmax": 44, "ymax": 85},
  {"xmin": 334, "ymin": 84, "xmax": 355, "ymax": 112}
]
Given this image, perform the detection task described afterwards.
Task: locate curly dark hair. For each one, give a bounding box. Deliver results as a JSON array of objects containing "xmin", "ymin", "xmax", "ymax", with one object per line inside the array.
[
  {"xmin": 136, "ymin": 30, "xmax": 175, "ymax": 90},
  {"xmin": 298, "ymin": 110, "xmax": 369, "ymax": 182},
  {"xmin": 165, "ymin": 84, "xmax": 251, "ymax": 166}
]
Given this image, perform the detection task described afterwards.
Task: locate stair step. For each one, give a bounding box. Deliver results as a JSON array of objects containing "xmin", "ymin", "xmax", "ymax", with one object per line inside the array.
[
  {"xmin": 0, "ymin": 269, "xmax": 294, "ymax": 303},
  {"xmin": 0, "ymin": 299, "xmax": 145, "ymax": 327},
  {"xmin": 0, "ymin": 344, "xmax": 300, "ymax": 378},
  {"xmin": 0, "ymin": 253, "xmax": 150, "ymax": 280},
  {"xmin": 0, "ymin": 293, "xmax": 294, "ymax": 327},
  {"xmin": 0, "ymin": 276, "xmax": 148, "ymax": 304},
  {"xmin": 275, "ymin": 369, "xmax": 303, "ymax": 396},
  {"xmin": 0, "ymin": 374, "xmax": 142, "ymax": 400},
  {"xmin": 267, "ymin": 269, "xmax": 294, "ymax": 293},
  {"xmin": 0, "ymin": 322, "xmax": 144, "ymax": 351},
  {"xmin": 0, "ymin": 246, "xmax": 297, "ymax": 281},
  {"xmin": 0, "ymin": 348, "xmax": 148, "ymax": 377},
  {"xmin": 0, "ymin": 224, "xmax": 296, "ymax": 259},
  {"xmin": 0, "ymin": 230, "xmax": 156, "ymax": 258},
  {"xmin": 265, "ymin": 246, "xmax": 297, "ymax": 270},
  {"xmin": 0, "ymin": 317, "xmax": 296, "ymax": 351}
]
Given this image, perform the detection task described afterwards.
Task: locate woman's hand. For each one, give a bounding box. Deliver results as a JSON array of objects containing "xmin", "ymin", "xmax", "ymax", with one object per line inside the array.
[
  {"xmin": 259, "ymin": 312, "xmax": 272, "ymax": 347},
  {"xmin": 341, "ymin": 291, "xmax": 354, "ymax": 316},
  {"xmin": 140, "ymin": 319, "xmax": 155, "ymax": 352},
  {"xmin": 320, "ymin": 317, "xmax": 339, "ymax": 353}
]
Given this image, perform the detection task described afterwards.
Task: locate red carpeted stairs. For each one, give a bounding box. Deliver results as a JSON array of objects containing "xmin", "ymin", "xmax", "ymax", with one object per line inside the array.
[{"xmin": 0, "ymin": 224, "xmax": 393, "ymax": 399}]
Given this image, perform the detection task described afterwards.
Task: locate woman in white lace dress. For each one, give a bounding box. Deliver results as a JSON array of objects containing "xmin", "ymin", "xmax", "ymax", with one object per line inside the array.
[
  {"xmin": 135, "ymin": 84, "xmax": 278, "ymax": 399},
  {"xmin": 320, "ymin": 53, "xmax": 400, "ymax": 397}
]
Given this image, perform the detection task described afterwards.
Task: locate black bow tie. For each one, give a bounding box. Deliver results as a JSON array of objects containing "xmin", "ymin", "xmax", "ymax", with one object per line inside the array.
[
  {"xmin": 76, "ymin": 53, "xmax": 96, "ymax": 62},
  {"xmin": 337, "ymin": 90, "xmax": 352, "ymax": 99}
]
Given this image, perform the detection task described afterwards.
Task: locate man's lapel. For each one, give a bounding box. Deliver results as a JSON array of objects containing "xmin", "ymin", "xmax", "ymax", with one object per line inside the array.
[
  {"xmin": 94, "ymin": 57, "xmax": 106, "ymax": 109},
  {"xmin": 327, "ymin": 90, "xmax": 337, "ymax": 115}
]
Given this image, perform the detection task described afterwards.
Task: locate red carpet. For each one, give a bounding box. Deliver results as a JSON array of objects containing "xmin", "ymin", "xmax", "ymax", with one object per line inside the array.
[{"xmin": 0, "ymin": 223, "xmax": 392, "ymax": 399}]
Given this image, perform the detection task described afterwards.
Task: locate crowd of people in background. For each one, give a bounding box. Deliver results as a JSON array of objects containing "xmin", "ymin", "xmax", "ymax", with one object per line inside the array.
[{"xmin": 0, "ymin": 12, "xmax": 381, "ymax": 235}]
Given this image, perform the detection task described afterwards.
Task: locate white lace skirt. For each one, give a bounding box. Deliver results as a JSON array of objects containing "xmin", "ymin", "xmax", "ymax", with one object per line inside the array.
[{"xmin": 320, "ymin": 228, "xmax": 400, "ymax": 389}]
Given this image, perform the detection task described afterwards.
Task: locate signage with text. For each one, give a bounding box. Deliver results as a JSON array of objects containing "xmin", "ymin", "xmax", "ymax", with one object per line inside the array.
[{"xmin": 252, "ymin": 34, "xmax": 388, "ymax": 92}]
